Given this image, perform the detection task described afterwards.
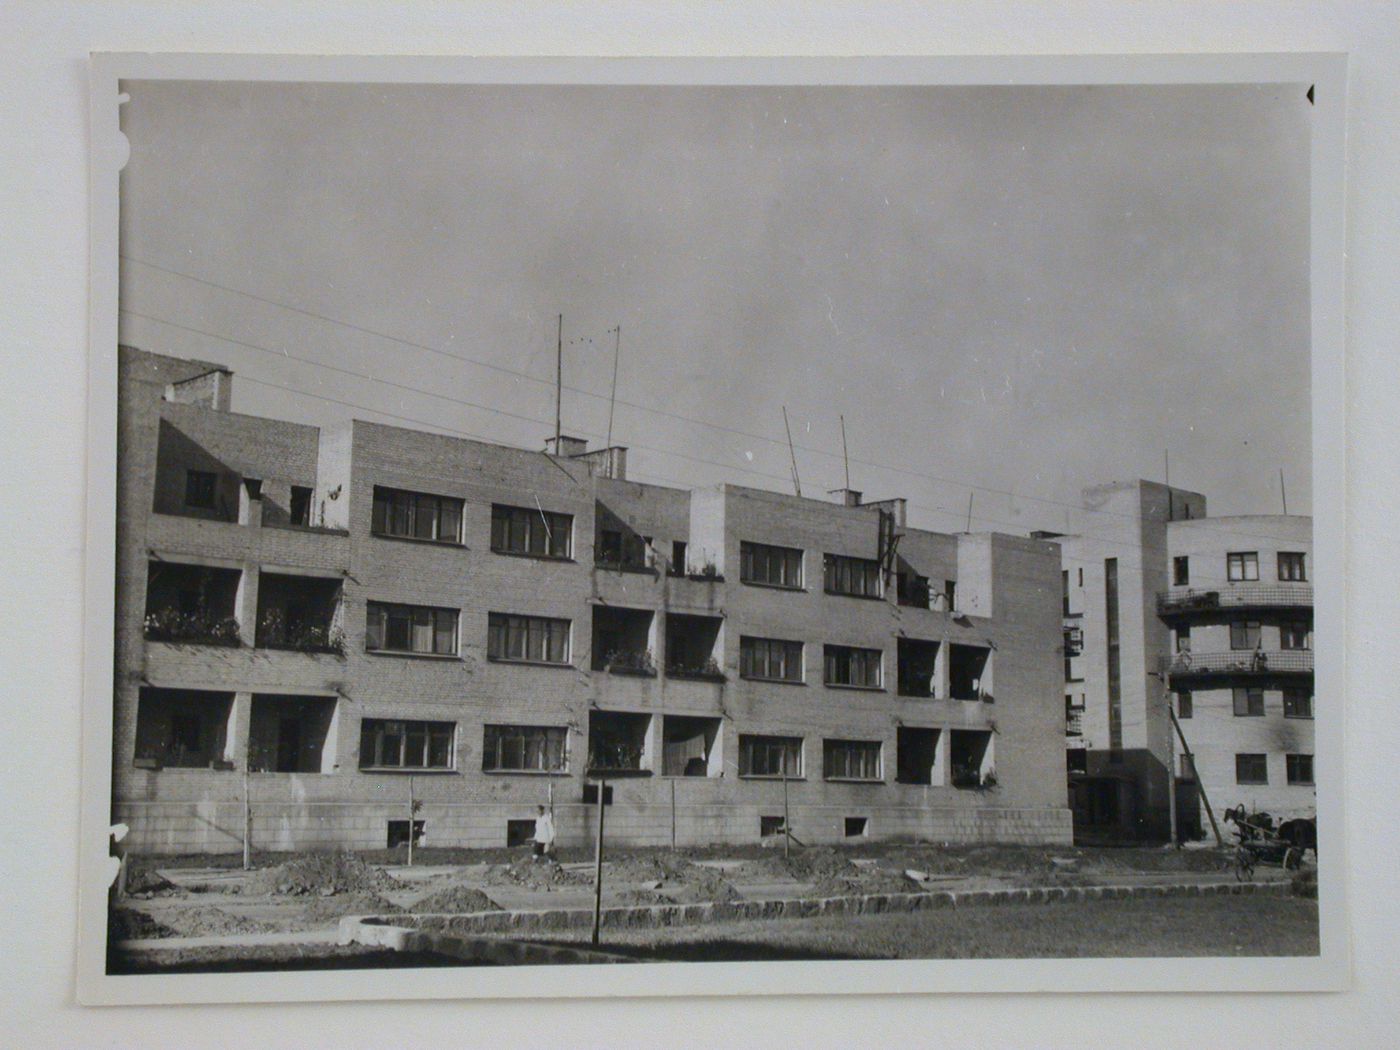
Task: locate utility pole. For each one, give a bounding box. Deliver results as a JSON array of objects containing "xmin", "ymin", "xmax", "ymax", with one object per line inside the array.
[
  {"xmin": 242, "ymin": 766, "xmax": 251, "ymax": 871},
  {"xmin": 782, "ymin": 407, "xmax": 802, "ymax": 497},
  {"xmin": 554, "ymin": 313, "xmax": 563, "ymax": 450},
  {"xmin": 670, "ymin": 779, "xmax": 677, "ymax": 851},
  {"xmin": 782, "ymin": 766, "xmax": 791, "ymax": 860},
  {"xmin": 1167, "ymin": 700, "xmax": 1224, "ymax": 848},
  {"xmin": 1162, "ymin": 674, "xmax": 1178, "ymax": 848},
  {"xmin": 407, "ymin": 774, "xmax": 416, "ymax": 867},
  {"xmin": 591, "ymin": 778, "xmax": 607, "ymax": 947}
]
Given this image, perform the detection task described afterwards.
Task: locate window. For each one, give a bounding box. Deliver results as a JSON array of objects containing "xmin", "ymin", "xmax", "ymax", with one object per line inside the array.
[
  {"xmin": 844, "ymin": 817, "xmax": 869, "ymax": 838},
  {"xmin": 1177, "ymin": 691, "xmax": 1193, "ymax": 718},
  {"xmin": 1286, "ymin": 754, "xmax": 1314, "ymax": 786},
  {"xmin": 481, "ymin": 724, "xmax": 568, "ymax": 772},
  {"xmin": 898, "ymin": 572, "xmax": 931, "ymax": 608},
  {"xmin": 1227, "ymin": 551, "xmax": 1259, "ymax": 582},
  {"xmin": 490, "ymin": 503, "xmax": 572, "ymax": 558},
  {"xmin": 1230, "ymin": 621, "xmax": 1261, "ymax": 650},
  {"xmin": 823, "ymin": 644, "xmax": 883, "ymax": 688},
  {"xmin": 1283, "ymin": 689, "xmax": 1313, "ymax": 718},
  {"xmin": 366, "ymin": 602, "xmax": 458, "ymax": 656},
  {"xmin": 823, "ymin": 554, "xmax": 883, "ymax": 598},
  {"xmin": 1173, "ymin": 556, "xmax": 1189, "ymax": 586},
  {"xmin": 289, "ymin": 486, "xmax": 313, "ymax": 527},
  {"xmin": 760, "ymin": 815, "xmax": 786, "ymax": 838},
  {"xmin": 1175, "ymin": 626, "xmax": 1192, "ymax": 654},
  {"xmin": 487, "ymin": 613, "xmax": 570, "ymax": 664},
  {"xmin": 1062, "ymin": 570, "xmax": 1070, "ymax": 614},
  {"xmin": 739, "ymin": 541, "xmax": 803, "ymax": 588},
  {"xmin": 823, "ymin": 739, "xmax": 882, "ymax": 781},
  {"xmin": 1233, "ymin": 687, "xmax": 1265, "ymax": 717},
  {"xmin": 739, "ymin": 735, "xmax": 803, "ymax": 777},
  {"xmin": 597, "ymin": 529, "xmax": 649, "ymax": 569},
  {"xmin": 739, "ymin": 636, "xmax": 804, "ymax": 682},
  {"xmin": 371, "ymin": 486, "xmax": 464, "ymax": 544},
  {"xmin": 360, "ymin": 719, "xmax": 455, "ymax": 770},
  {"xmin": 1278, "ymin": 552, "xmax": 1307, "ymax": 582},
  {"xmin": 1235, "ymin": 753, "xmax": 1268, "ymax": 785},
  {"xmin": 671, "ymin": 540, "xmax": 687, "ymax": 574},
  {"xmin": 944, "ymin": 579, "xmax": 958, "ymax": 610},
  {"xmin": 184, "ymin": 469, "xmax": 217, "ymax": 509},
  {"xmin": 1280, "ymin": 621, "xmax": 1311, "ymax": 650}
]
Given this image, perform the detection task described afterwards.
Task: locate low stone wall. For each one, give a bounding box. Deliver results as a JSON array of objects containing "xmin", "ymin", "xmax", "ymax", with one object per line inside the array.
[{"xmin": 344, "ymin": 878, "xmax": 1290, "ymax": 941}]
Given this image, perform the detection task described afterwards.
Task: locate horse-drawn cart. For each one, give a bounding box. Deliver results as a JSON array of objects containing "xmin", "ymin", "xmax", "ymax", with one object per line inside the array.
[{"xmin": 1223, "ymin": 805, "xmax": 1314, "ymax": 882}]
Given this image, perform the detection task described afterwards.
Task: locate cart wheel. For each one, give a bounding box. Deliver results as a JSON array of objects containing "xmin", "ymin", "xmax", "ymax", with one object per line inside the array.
[
  {"xmin": 1283, "ymin": 847, "xmax": 1303, "ymax": 871},
  {"xmin": 1234, "ymin": 848, "xmax": 1255, "ymax": 883}
]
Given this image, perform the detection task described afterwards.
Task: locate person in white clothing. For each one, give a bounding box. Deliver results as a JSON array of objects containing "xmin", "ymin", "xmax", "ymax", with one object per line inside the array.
[{"xmin": 532, "ymin": 805, "xmax": 556, "ymax": 863}]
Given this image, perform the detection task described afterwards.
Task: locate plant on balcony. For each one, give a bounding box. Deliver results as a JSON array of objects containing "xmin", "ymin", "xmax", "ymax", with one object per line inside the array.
[
  {"xmin": 602, "ymin": 647, "xmax": 656, "ymax": 675},
  {"xmin": 693, "ymin": 561, "xmax": 721, "ymax": 580},
  {"xmin": 951, "ymin": 763, "xmax": 997, "ymax": 791},
  {"xmin": 667, "ymin": 656, "xmax": 724, "ymax": 680},
  {"xmin": 143, "ymin": 607, "xmax": 241, "ymax": 646},
  {"xmin": 587, "ymin": 739, "xmax": 644, "ymax": 771},
  {"xmin": 256, "ymin": 609, "xmax": 346, "ymax": 654}
]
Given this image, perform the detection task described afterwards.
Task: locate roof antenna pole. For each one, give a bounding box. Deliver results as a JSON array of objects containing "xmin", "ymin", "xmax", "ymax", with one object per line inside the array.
[
  {"xmin": 840, "ymin": 414, "xmax": 851, "ymax": 492},
  {"xmin": 554, "ymin": 313, "xmax": 563, "ymax": 451},
  {"xmin": 1280, "ymin": 468, "xmax": 1288, "ymax": 515},
  {"xmin": 1165, "ymin": 448, "xmax": 1172, "ymax": 519},
  {"xmin": 782, "ymin": 406, "xmax": 802, "ymax": 497},
  {"xmin": 606, "ymin": 324, "xmax": 621, "ymax": 450},
  {"xmin": 965, "ymin": 492, "xmax": 974, "ymax": 533}
]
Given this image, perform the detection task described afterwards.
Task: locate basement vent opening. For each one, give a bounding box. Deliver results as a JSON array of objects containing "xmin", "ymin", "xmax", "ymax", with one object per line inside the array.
[
  {"xmin": 844, "ymin": 816, "xmax": 868, "ymax": 838},
  {"xmin": 582, "ymin": 783, "xmax": 614, "ymax": 806},
  {"xmin": 760, "ymin": 815, "xmax": 785, "ymax": 838},
  {"xmin": 386, "ymin": 819, "xmax": 425, "ymax": 848},
  {"xmin": 506, "ymin": 819, "xmax": 536, "ymax": 848}
]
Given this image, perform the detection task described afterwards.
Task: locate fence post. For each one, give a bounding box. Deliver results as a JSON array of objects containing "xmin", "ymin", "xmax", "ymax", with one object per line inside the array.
[{"xmin": 242, "ymin": 766, "xmax": 251, "ymax": 870}]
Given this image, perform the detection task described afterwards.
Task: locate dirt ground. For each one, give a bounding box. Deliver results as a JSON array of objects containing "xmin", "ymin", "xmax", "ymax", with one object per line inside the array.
[{"xmin": 112, "ymin": 840, "xmax": 1287, "ymax": 953}]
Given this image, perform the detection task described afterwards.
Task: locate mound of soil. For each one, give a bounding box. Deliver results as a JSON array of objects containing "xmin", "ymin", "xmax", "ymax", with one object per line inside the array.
[
  {"xmin": 660, "ymin": 868, "xmax": 742, "ymax": 903},
  {"xmin": 808, "ymin": 870, "xmax": 923, "ymax": 898},
  {"xmin": 163, "ymin": 906, "xmax": 278, "ymax": 938},
  {"xmin": 609, "ymin": 888, "xmax": 672, "ymax": 906},
  {"xmin": 409, "ymin": 885, "xmax": 500, "ymax": 914},
  {"xmin": 736, "ymin": 845, "xmax": 862, "ymax": 883},
  {"xmin": 605, "ymin": 854, "xmax": 695, "ymax": 884},
  {"xmin": 300, "ymin": 892, "xmax": 404, "ymax": 923},
  {"xmin": 482, "ymin": 858, "xmax": 592, "ymax": 891},
  {"xmin": 123, "ymin": 869, "xmax": 178, "ymax": 897},
  {"xmin": 244, "ymin": 852, "xmax": 398, "ymax": 897},
  {"xmin": 109, "ymin": 908, "xmax": 178, "ymax": 941}
]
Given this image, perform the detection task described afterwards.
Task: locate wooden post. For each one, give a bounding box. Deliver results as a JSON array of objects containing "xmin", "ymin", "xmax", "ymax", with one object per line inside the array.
[
  {"xmin": 782, "ymin": 768, "xmax": 791, "ymax": 860},
  {"xmin": 591, "ymin": 779, "xmax": 606, "ymax": 947},
  {"xmin": 670, "ymin": 778, "xmax": 677, "ymax": 851},
  {"xmin": 242, "ymin": 766, "xmax": 251, "ymax": 871},
  {"xmin": 407, "ymin": 774, "xmax": 415, "ymax": 867},
  {"xmin": 1164, "ymin": 677, "xmax": 1178, "ymax": 848},
  {"xmin": 1169, "ymin": 705, "xmax": 1224, "ymax": 848}
]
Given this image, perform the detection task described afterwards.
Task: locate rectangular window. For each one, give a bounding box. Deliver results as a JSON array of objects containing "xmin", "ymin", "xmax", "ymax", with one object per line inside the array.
[
  {"xmin": 481, "ymin": 724, "xmax": 568, "ymax": 772},
  {"xmin": 1280, "ymin": 621, "xmax": 1311, "ymax": 650},
  {"xmin": 1175, "ymin": 626, "xmax": 1192, "ymax": 654},
  {"xmin": 184, "ymin": 469, "xmax": 217, "ymax": 509},
  {"xmin": 371, "ymin": 486, "xmax": 464, "ymax": 544},
  {"xmin": 1177, "ymin": 691, "xmax": 1193, "ymax": 719},
  {"xmin": 1227, "ymin": 551, "xmax": 1260, "ymax": 582},
  {"xmin": 1062, "ymin": 569, "xmax": 1070, "ymax": 614},
  {"xmin": 739, "ymin": 636, "xmax": 804, "ymax": 682},
  {"xmin": 823, "ymin": 553, "xmax": 883, "ymax": 598},
  {"xmin": 1283, "ymin": 689, "xmax": 1314, "ymax": 718},
  {"xmin": 944, "ymin": 579, "xmax": 958, "ymax": 610},
  {"xmin": 823, "ymin": 739, "xmax": 883, "ymax": 781},
  {"xmin": 487, "ymin": 613, "xmax": 570, "ymax": 664},
  {"xmin": 1173, "ymin": 556, "xmax": 1189, "ymax": 586},
  {"xmin": 366, "ymin": 602, "xmax": 459, "ymax": 656},
  {"xmin": 597, "ymin": 529, "xmax": 648, "ymax": 568},
  {"xmin": 289, "ymin": 485, "xmax": 313, "ymax": 526},
  {"xmin": 739, "ymin": 541, "xmax": 804, "ymax": 588},
  {"xmin": 1286, "ymin": 754, "xmax": 1314, "ymax": 786},
  {"xmin": 670, "ymin": 540, "xmax": 687, "ymax": 574},
  {"xmin": 739, "ymin": 735, "xmax": 803, "ymax": 777},
  {"xmin": 1236, "ymin": 753, "xmax": 1268, "ymax": 785},
  {"xmin": 823, "ymin": 644, "xmax": 883, "ymax": 688},
  {"xmin": 359, "ymin": 718, "xmax": 455, "ymax": 770},
  {"xmin": 1278, "ymin": 552, "xmax": 1308, "ymax": 582},
  {"xmin": 1233, "ymin": 687, "xmax": 1265, "ymax": 717},
  {"xmin": 490, "ymin": 503, "xmax": 572, "ymax": 558},
  {"xmin": 1230, "ymin": 620, "xmax": 1262, "ymax": 650},
  {"xmin": 897, "ymin": 572, "xmax": 931, "ymax": 609}
]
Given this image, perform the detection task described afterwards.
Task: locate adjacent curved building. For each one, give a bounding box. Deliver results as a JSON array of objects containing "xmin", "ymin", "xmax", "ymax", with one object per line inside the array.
[{"xmin": 1054, "ymin": 482, "xmax": 1314, "ymax": 842}]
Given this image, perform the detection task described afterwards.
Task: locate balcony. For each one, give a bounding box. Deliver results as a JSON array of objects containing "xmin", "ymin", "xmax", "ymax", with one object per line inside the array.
[
  {"xmin": 1163, "ymin": 649, "xmax": 1313, "ymax": 679},
  {"xmin": 1065, "ymin": 709, "xmax": 1084, "ymax": 737},
  {"xmin": 1157, "ymin": 584, "xmax": 1313, "ymax": 618}
]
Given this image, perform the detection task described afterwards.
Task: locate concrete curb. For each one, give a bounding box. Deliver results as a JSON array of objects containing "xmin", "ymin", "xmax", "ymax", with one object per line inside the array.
[
  {"xmin": 343, "ymin": 878, "xmax": 1293, "ymax": 940},
  {"xmin": 340, "ymin": 916, "xmax": 635, "ymax": 965}
]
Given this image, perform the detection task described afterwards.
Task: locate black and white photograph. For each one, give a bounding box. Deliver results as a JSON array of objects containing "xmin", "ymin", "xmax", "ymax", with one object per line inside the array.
[{"xmin": 80, "ymin": 55, "xmax": 1347, "ymax": 1001}]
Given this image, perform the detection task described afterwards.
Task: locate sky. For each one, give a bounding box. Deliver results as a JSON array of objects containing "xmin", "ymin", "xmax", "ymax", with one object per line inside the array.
[{"xmin": 117, "ymin": 79, "xmax": 1313, "ymax": 536}]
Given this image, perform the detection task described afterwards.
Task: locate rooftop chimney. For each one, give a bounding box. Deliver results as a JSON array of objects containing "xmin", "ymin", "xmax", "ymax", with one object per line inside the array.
[
  {"xmin": 828, "ymin": 488, "xmax": 863, "ymax": 508},
  {"xmin": 545, "ymin": 434, "xmax": 589, "ymax": 458}
]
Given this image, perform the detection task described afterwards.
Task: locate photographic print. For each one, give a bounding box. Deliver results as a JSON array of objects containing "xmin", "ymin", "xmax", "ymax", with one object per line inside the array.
[{"xmin": 81, "ymin": 55, "xmax": 1346, "ymax": 1002}]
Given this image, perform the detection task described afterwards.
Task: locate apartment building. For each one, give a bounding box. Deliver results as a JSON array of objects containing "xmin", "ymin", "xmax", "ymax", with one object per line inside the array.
[
  {"xmin": 1052, "ymin": 481, "xmax": 1314, "ymax": 842},
  {"xmin": 114, "ymin": 346, "xmax": 1072, "ymax": 853}
]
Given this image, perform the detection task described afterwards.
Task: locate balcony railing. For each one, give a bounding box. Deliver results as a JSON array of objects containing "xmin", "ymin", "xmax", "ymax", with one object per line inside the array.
[
  {"xmin": 1163, "ymin": 649, "xmax": 1313, "ymax": 678},
  {"xmin": 1157, "ymin": 584, "xmax": 1313, "ymax": 616}
]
